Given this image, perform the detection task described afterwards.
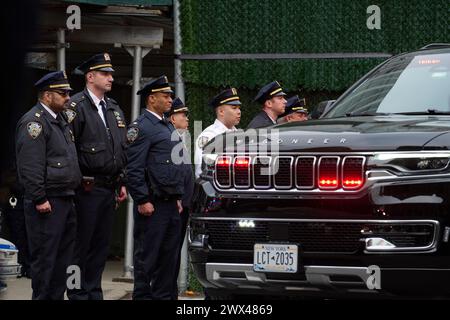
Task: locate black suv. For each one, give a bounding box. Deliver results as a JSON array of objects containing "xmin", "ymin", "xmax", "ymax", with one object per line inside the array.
[{"xmin": 189, "ymin": 44, "xmax": 450, "ymax": 299}]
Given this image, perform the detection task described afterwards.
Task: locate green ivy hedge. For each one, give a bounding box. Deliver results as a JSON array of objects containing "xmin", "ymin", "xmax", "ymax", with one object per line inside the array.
[
  {"xmin": 180, "ymin": 0, "xmax": 449, "ymax": 128},
  {"xmin": 181, "ymin": 0, "xmax": 449, "ymax": 55}
]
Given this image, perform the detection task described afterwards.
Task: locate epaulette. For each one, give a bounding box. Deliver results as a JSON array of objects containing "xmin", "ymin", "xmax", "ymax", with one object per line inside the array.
[
  {"xmin": 106, "ymin": 96, "xmax": 118, "ymax": 105},
  {"xmin": 68, "ymin": 93, "xmax": 86, "ymax": 110},
  {"xmin": 34, "ymin": 109, "xmax": 44, "ymax": 119}
]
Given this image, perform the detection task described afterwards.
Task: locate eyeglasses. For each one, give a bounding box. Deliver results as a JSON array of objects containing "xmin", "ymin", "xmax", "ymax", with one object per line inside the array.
[{"xmin": 51, "ymin": 90, "xmax": 70, "ymax": 97}]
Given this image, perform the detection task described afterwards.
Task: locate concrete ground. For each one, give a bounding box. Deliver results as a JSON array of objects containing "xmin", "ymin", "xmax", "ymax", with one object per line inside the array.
[{"xmin": 0, "ymin": 261, "xmax": 203, "ymax": 300}]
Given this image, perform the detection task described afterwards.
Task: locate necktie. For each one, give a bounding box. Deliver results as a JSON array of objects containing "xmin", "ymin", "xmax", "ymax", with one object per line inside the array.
[
  {"xmin": 100, "ymin": 100, "xmax": 109, "ymax": 128},
  {"xmin": 56, "ymin": 113, "xmax": 70, "ymax": 143},
  {"xmin": 56, "ymin": 113, "xmax": 65, "ymax": 127},
  {"xmin": 100, "ymin": 100, "xmax": 112, "ymax": 140}
]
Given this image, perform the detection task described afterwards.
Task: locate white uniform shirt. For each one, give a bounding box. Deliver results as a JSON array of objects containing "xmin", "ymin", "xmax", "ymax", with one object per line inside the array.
[
  {"xmin": 194, "ymin": 119, "xmax": 237, "ymax": 178},
  {"xmin": 40, "ymin": 102, "xmax": 57, "ymax": 119},
  {"xmin": 87, "ymin": 88, "xmax": 107, "ymax": 126}
]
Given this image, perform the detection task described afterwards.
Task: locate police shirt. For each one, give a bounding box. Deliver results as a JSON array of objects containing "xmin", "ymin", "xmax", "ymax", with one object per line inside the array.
[{"xmin": 194, "ymin": 119, "xmax": 237, "ymax": 178}]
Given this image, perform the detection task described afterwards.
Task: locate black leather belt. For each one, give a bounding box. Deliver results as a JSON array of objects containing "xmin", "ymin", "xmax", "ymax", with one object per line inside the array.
[
  {"xmin": 96, "ymin": 175, "xmax": 119, "ymax": 188},
  {"xmin": 82, "ymin": 175, "xmax": 119, "ymax": 189}
]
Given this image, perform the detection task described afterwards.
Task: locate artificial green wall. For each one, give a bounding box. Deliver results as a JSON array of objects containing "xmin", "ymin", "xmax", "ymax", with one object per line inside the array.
[{"xmin": 180, "ymin": 0, "xmax": 449, "ymax": 127}]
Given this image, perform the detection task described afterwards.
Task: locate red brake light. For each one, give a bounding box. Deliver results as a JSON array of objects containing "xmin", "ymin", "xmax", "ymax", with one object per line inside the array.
[
  {"xmin": 215, "ymin": 156, "xmax": 232, "ymax": 188},
  {"xmin": 318, "ymin": 157, "xmax": 339, "ymax": 190},
  {"xmin": 234, "ymin": 157, "xmax": 250, "ymax": 168},
  {"xmin": 319, "ymin": 179, "xmax": 338, "ymax": 187},
  {"xmin": 342, "ymin": 157, "xmax": 365, "ymax": 190},
  {"xmin": 233, "ymin": 156, "xmax": 251, "ymax": 188},
  {"xmin": 217, "ymin": 157, "xmax": 231, "ymax": 167},
  {"xmin": 343, "ymin": 179, "xmax": 363, "ymax": 187}
]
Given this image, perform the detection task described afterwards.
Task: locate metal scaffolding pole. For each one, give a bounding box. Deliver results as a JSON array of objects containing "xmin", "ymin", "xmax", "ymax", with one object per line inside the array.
[
  {"xmin": 174, "ymin": 0, "xmax": 188, "ymax": 295},
  {"xmin": 56, "ymin": 28, "xmax": 66, "ymax": 71},
  {"xmin": 174, "ymin": 0, "xmax": 185, "ymax": 102},
  {"xmin": 122, "ymin": 45, "xmax": 151, "ymax": 280}
]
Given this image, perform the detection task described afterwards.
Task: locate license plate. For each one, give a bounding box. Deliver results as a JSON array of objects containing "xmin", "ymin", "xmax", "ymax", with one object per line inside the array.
[{"xmin": 253, "ymin": 243, "xmax": 298, "ymax": 273}]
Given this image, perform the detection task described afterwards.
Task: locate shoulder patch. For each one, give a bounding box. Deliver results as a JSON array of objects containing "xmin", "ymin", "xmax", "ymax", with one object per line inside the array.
[
  {"xmin": 197, "ymin": 136, "xmax": 210, "ymax": 149},
  {"xmin": 27, "ymin": 122, "xmax": 42, "ymax": 139},
  {"xmin": 63, "ymin": 109, "xmax": 77, "ymax": 123},
  {"xmin": 127, "ymin": 127, "xmax": 139, "ymax": 143}
]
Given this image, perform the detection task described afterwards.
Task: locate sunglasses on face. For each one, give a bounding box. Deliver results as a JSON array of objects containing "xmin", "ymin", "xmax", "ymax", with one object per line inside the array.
[{"xmin": 51, "ymin": 90, "xmax": 70, "ymax": 97}]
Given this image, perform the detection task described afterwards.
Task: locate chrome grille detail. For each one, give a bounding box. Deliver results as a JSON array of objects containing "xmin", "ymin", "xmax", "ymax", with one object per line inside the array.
[
  {"xmin": 295, "ymin": 156, "xmax": 316, "ymax": 189},
  {"xmin": 215, "ymin": 156, "xmax": 232, "ymax": 188},
  {"xmin": 192, "ymin": 219, "xmax": 438, "ymax": 253},
  {"xmin": 214, "ymin": 154, "xmax": 366, "ymax": 191},
  {"xmin": 342, "ymin": 156, "xmax": 366, "ymax": 190},
  {"xmin": 318, "ymin": 156, "xmax": 340, "ymax": 190},
  {"xmin": 252, "ymin": 156, "xmax": 271, "ymax": 189},
  {"xmin": 273, "ymin": 156, "xmax": 294, "ymax": 189},
  {"xmin": 233, "ymin": 156, "xmax": 251, "ymax": 188}
]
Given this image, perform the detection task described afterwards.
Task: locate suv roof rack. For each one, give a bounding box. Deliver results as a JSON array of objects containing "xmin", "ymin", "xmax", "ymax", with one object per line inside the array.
[{"xmin": 420, "ymin": 43, "xmax": 450, "ymax": 50}]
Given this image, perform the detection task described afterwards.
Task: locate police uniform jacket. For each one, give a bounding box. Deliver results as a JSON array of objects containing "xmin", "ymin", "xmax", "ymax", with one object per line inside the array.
[
  {"xmin": 66, "ymin": 88, "xmax": 127, "ymax": 179},
  {"xmin": 126, "ymin": 111, "xmax": 185, "ymax": 205},
  {"xmin": 246, "ymin": 111, "xmax": 277, "ymax": 129},
  {"xmin": 15, "ymin": 103, "xmax": 82, "ymax": 204}
]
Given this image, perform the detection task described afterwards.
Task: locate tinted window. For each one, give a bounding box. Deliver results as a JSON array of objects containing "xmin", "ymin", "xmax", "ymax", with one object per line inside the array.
[{"xmin": 325, "ymin": 52, "xmax": 450, "ymax": 118}]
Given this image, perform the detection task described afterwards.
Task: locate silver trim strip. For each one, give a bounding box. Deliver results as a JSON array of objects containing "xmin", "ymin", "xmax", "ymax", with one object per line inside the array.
[{"xmin": 205, "ymin": 263, "xmax": 372, "ymax": 289}]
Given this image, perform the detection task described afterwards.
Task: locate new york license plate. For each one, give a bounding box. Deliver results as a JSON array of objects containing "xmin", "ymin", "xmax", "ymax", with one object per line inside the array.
[{"xmin": 253, "ymin": 243, "xmax": 298, "ymax": 273}]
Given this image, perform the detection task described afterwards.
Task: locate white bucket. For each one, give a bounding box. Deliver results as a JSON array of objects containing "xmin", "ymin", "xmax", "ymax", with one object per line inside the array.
[{"xmin": 0, "ymin": 238, "xmax": 21, "ymax": 280}]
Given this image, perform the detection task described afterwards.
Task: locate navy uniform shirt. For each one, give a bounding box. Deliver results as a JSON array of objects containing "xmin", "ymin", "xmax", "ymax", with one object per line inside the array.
[
  {"xmin": 126, "ymin": 110, "xmax": 185, "ymax": 205},
  {"xmin": 246, "ymin": 111, "xmax": 277, "ymax": 129},
  {"xmin": 64, "ymin": 88, "xmax": 127, "ymax": 178},
  {"xmin": 15, "ymin": 103, "xmax": 81, "ymax": 204}
]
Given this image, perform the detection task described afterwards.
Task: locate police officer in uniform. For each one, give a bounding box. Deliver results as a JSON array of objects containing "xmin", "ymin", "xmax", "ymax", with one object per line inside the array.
[
  {"xmin": 277, "ymin": 95, "xmax": 309, "ymax": 124},
  {"xmin": 194, "ymin": 88, "xmax": 242, "ymax": 178},
  {"xmin": 126, "ymin": 76, "xmax": 184, "ymax": 300},
  {"xmin": 166, "ymin": 98, "xmax": 194, "ymax": 299},
  {"xmin": 65, "ymin": 53, "xmax": 128, "ymax": 300},
  {"xmin": 15, "ymin": 71, "xmax": 81, "ymax": 300},
  {"xmin": 246, "ymin": 81, "xmax": 287, "ymax": 129}
]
